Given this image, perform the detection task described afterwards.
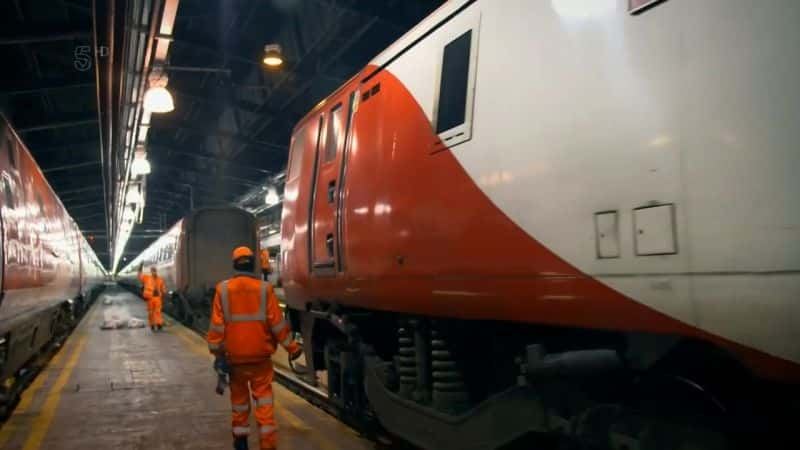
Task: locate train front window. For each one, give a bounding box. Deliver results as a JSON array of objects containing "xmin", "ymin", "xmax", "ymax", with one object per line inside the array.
[{"xmin": 436, "ymin": 30, "xmax": 472, "ymax": 134}]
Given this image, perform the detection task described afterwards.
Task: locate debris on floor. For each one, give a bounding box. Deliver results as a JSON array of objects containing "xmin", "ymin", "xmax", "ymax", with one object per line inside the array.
[
  {"xmin": 100, "ymin": 301, "xmax": 146, "ymax": 330},
  {"xmin": 101, "ymin": 316, "xmax": 146, "ymax": 330}
]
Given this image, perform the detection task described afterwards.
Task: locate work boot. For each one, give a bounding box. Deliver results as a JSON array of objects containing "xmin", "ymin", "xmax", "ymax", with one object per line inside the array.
[
  {"xmin": 151, "ymin": 326, "xmax": 155, "ymax": 332},
  {"xmin": 233, "ymin": 436, "xmax": 248, "ymax": 450}
]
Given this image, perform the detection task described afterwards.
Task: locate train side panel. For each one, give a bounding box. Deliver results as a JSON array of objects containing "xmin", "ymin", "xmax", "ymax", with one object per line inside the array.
[
  {"xmin": 0, "ymin": 116, "xmax": 82, "ymax": 326},
  {"xmin": 280, "ymin": 0, "xmax": 800, "ymax": 382},
  {"xmin": 0, "ymin": 114, "xmax": 102, "ymax": 395}
]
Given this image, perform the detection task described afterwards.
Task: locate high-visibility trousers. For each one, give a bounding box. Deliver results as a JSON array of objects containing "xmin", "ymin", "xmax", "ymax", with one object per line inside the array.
[
  {"xmin": 230, "ymin": 360, "xmax": 277, "ymax": 450},
  {"xmin": 146, "ymin": 296, "xmax": 163, "ymax": 326}
]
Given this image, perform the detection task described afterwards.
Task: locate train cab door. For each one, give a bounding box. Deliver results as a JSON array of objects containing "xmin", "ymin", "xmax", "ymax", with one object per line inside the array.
[{"xmin": 309, "ymin": 92, "xmax": 356, "ymax": 276}]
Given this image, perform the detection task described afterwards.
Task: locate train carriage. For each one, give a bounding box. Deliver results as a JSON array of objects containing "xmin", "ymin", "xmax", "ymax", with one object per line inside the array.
[
  {"xmin": 0, "ymin": 114, "xmax": 106, "ymax": 415},
  {"xmin": 117, "ymin": 206, "xmax": 259, "ymax": 331},
  {"xmin": 277, "ymin": 0, "xmax": 800, "ymax": 448}
]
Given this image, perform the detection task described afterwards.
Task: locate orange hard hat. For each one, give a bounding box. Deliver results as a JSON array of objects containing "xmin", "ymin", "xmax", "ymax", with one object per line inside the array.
[
  {"xmin": 232, "ymin": 246, "xmax": 254, "ymax": 261},
  {"xmin": 259, "ymin": 249, "xmax": 271, "ymax": 271}
]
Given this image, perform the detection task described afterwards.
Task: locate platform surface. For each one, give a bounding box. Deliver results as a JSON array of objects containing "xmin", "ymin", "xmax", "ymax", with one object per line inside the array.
[{"xmin": 0, "ymin": 287, "xmax": 373, "ymax": 450}]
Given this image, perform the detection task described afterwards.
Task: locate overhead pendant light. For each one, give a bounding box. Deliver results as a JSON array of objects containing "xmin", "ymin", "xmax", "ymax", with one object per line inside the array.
[
  {"xmin": 262, "ymin": 44, "xmax": 284, "ymax": 67},
  {"xmin": 131, "ymin": 149, "xmax": 152, "ymax": 176},
  {"xmin": 264, "ymin": 186, "xmax": 279, "ymax": 205},
  {"xmin": 143, "ymin": 85, "xmax": 174, "ymax": 113}
]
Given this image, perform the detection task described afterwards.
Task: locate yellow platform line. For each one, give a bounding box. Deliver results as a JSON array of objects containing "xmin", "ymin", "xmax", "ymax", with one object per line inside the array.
[
  {"xmin": 16, "ymin": 303, "xmax": 99, "ymax": 450},
  {"xmin": 19, "ymin": 333, "xmax": 88, "ymax": 450},
  {"xmin": 0, "ymin": 305, "xmax": 96, "ymax": 447}
]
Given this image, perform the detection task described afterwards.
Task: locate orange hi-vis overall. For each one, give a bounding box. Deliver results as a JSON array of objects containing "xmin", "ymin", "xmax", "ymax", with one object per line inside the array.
[
  {"xmin": 138, "ymin": 273, "xmax": 165, "ymax": 327},
  {"xmin": 207, "ymin": 273, "xmax": 299, "ymax": 450}
]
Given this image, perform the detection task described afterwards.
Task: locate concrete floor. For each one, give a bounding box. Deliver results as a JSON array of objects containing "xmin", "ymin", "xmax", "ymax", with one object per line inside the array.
[{"xmin": 0, "ymin": 287, "xmax": 373, "ymax": 450}]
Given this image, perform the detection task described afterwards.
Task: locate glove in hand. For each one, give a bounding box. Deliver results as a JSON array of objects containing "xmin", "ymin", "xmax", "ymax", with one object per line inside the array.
[{"xmin": 214, "ymin": 355, "xmax": 230, "ymax": 374}]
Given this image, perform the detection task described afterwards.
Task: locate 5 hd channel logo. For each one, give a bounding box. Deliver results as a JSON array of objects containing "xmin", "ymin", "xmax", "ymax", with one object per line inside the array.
[{"xmin": 74, "ymin": 45, "xmax": 109, "ymax": 72}]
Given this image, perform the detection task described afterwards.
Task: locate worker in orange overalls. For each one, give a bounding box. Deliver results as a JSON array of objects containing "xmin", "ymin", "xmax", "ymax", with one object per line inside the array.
[
  {"xmin": 259, "ymin": 249, "xmax": 271, "ymax": 281},
  {"xmin": 138, "ymin": 263, "xmax": 166, "ymax": 332},
  {"xmin": 207, "ymin": 246, "xmax": 302, "ymax": 450}
]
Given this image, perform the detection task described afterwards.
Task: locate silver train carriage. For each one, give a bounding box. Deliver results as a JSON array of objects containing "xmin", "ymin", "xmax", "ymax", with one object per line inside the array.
[{"xmin": 116, "ymin": 206, "xmax": 258, "ymax": 330}]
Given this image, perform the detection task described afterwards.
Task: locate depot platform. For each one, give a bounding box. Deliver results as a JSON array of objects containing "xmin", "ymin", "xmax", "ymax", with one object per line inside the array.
[{"xmin": 0, "ymin": 288, "xmax": 372, "ymax": 450}]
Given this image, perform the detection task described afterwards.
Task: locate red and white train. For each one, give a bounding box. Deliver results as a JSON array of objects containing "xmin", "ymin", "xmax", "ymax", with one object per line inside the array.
[
  {"xmin": 278, "ymin": 0, "xmax": 800, "ymax": 448},
  {"xmin": 0, "ymin": 114, "xmax": 106, "ymax": 413}
]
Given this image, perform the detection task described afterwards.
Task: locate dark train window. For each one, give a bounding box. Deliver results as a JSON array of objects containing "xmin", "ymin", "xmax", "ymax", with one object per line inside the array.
[
  {"xmin": 7, "ymin": 138, "xmax": 16, "ymax": 169},
  {"xmin": 324, "ymin": 104, "xmax": 343, "ymax": 163},
  {"xmin": 36, "ymin": 193, "xmax": 44, "ymax": 213},
  {"xmin": 436, "ymin": 30, "xmax": 472, "ymax": 134},
  {"xmin": 3, "ymin": 178, "xmax": 14, "ymax": 208}
]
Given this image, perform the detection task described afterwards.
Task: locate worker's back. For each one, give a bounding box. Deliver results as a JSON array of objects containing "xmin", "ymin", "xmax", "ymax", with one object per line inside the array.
[{"xmin": 215, "ymin": 274, "xmax": 277, "ymax": 364}]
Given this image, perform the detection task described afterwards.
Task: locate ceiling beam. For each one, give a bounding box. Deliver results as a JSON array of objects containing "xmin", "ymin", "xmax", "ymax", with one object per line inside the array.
[
  {"xmin": 146, "ymin": 187, "xmax": 232, "ymax": 204},
  {"xmin": 149, "ymin": 119, "xmax": 287, "ymax": 151},
  {"xmin": 73, "ymin": 212, "xmax": 106, "ymax": 221},
  {"xmin": 0, "ymin": 31, "xmax": 91, "ymax": 45},
  {"xmin": 43, "ymin": 160, "xmax": 100, "ymax": 173},
  {"xmin": 17, "ymin": 117, "xmax": 98, "ymax": 133},
  {"xmin": 0, "ymin": 79, "xmax": 95, "ymax": 96},
  {"xmin": 154, "ymin": 164, "xmax": 262, "ymax": 188},
  {"xmin": 167, "ymin": 88, "xmax": 281, "ymax": 118},
  {"xmin": 53, "ymin": 185, "xmax": 104, "ymax": 195},
  {"xmin": 65, "ymin": 201, "xmax": 105, "ymax": 211},
  {"xmin": 149, "ymin": 145, "xmax": 272, "ymax": 175},
  {"xmin": 26, "ymin": 140, "xmax": 100, "ymax": 155},
  {"xmin": 168, "ymin": 38, "xmax": 261, "ymax": 70},
  {"xmin": 149, "ymin": 178, "xmax": 241, "ymax": 197}
]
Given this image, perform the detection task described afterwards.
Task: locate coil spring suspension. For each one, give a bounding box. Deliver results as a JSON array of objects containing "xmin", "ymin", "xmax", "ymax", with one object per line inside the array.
[
  {"xmin": 431, "ymin": 324, "xmax": 470, "ymax": 414},
  {"xmin": 396, "ymin": 320, "xmax": 416, "ymax": 400}
]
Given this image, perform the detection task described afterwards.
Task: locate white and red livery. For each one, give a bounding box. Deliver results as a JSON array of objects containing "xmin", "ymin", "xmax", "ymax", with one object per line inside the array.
[{"xmin": 279, "ymin": 0, "xmax": 800, "ymax": 447}]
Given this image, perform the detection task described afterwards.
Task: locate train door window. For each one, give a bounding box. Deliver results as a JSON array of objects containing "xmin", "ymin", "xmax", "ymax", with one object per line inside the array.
[
  {"xmin": 2, "ymin": 178, "xmax": 14, "ymax": 208},
  {"xmin": 433, "ymin": 22, "xmax": 480, "ymax": 151},
  {"xmin": 324, "ymin": 103, "xmax": 344, "ymax": 163},
  {"xmin": 287, "ymin": 125, "xmax": 307, "ymax": 181}
]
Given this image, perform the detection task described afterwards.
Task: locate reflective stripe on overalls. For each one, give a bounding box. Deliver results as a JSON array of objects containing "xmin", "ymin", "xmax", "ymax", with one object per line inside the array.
[{"xmin": 220, "ymin": 279, "xmax": 267, "ymax": 324}]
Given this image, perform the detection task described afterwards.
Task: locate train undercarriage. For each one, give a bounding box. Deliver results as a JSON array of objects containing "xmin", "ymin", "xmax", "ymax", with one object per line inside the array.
[
  {"xmin": 157, "ymin": 287, "xmax": 798, "ymax": 449},
  {"xmin": 284, "ymin": 302, "xmax": 797, "ymax": 450}
]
